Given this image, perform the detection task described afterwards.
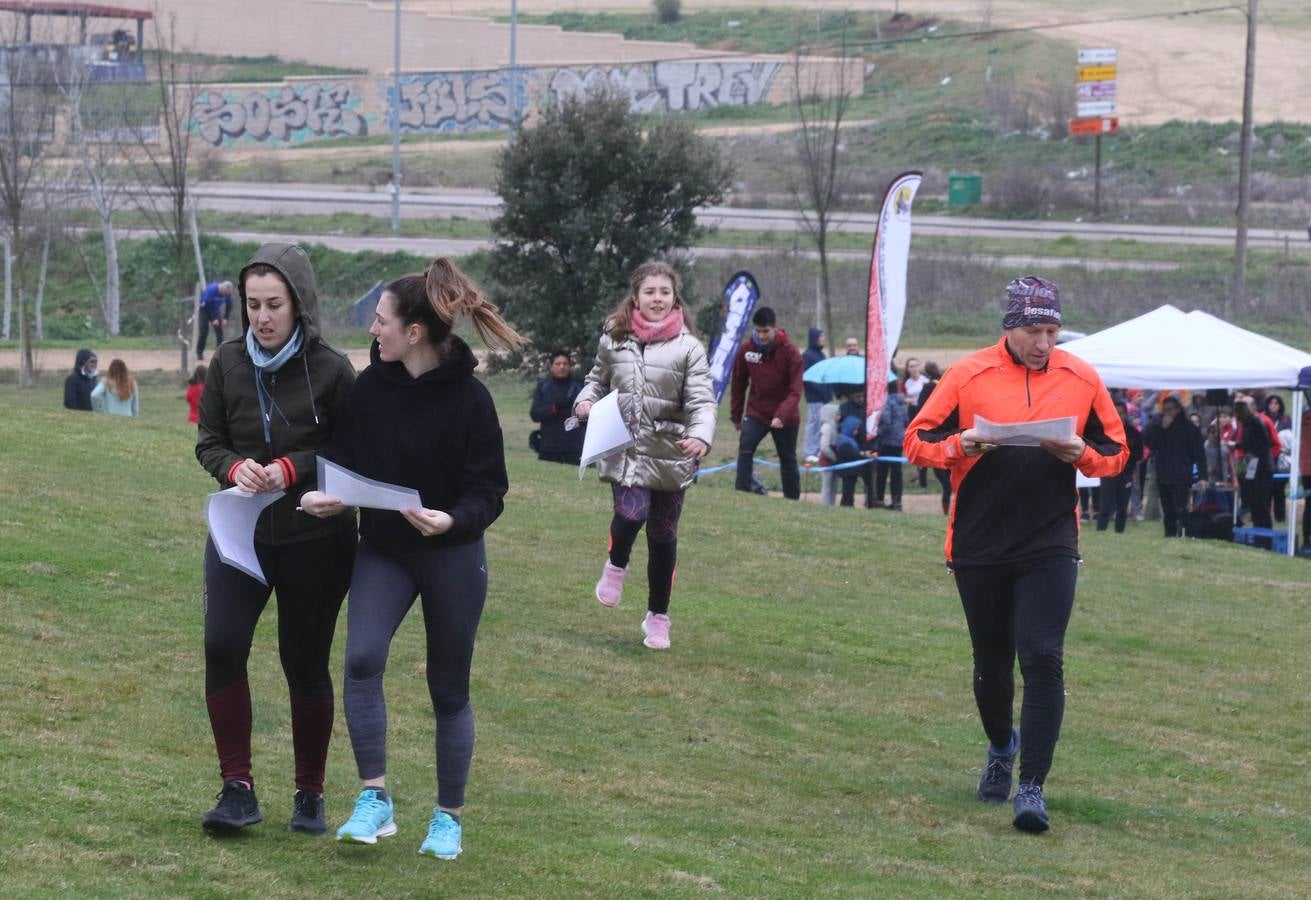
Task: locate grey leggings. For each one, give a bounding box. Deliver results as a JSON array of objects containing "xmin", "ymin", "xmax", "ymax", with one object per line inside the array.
[{"xmin": 343, "ymin": 539, "xmax": 486, "ymax": 809}]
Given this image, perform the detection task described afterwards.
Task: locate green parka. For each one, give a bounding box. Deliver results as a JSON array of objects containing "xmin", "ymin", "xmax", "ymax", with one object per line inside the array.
[{"xmin": 195, "ymin": 243, "xmax": 357, "ymax": 545}]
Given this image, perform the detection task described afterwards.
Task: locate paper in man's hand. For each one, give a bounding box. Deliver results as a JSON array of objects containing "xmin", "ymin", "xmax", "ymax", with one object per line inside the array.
[{"xmin": 973, "ymin": 414, "xmax": 1076, "ymax": 447}]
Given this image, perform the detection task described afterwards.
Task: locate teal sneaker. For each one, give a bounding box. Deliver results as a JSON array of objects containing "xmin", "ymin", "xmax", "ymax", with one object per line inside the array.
[
  {"xmin": 418, "ymin": 809, "xmax": 462, "ymax": 860},
  {"xmin": 336, "ymin": 788, "xmax": 397, "ymax": 844}
]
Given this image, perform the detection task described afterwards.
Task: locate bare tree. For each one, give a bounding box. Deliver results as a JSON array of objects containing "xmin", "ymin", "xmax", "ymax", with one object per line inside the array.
[
  {"xmin": 125, "ymin": 6, "xmax": 204, "ymax": 301},
  {"xmin": 56, "ymin": 57, "xmax": 130, "ymax": 335},
  {"xmin": 0, "ymin": 20, "xmax": 67, "ymax": 386},
  {"xmin": 786, "ymin": 36, "xmax": 858, "ymax": 345}
]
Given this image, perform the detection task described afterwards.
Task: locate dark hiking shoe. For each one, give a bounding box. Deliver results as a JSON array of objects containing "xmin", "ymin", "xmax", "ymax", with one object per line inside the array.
[
  {"xmin": 202, "ymin": 780, "xmax": 262, "ymax": 833},
  {"xmin": 289, "ymin": 790, "xmax": 327, "ymax": 834},
  {"xmin": 977, "ymin": 727, "xmax": 1018, "ymax": 804},
  {"xmin": 1012, "ymin": 783, "xmax": 1050, "ymax": 833}
]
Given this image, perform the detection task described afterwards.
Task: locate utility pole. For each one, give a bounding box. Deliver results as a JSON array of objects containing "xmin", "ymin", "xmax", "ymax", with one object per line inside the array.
[
  {"xmin": 1232, "ymin": 0, "xmax": 1258, "ymax": 319},
  {"xmin": 508, "ymin": 0, "xmax": 519, "ymax": 129},
  {"xmin": 390, "ymin": 0, "xmax": 402, "ymax": 231}
]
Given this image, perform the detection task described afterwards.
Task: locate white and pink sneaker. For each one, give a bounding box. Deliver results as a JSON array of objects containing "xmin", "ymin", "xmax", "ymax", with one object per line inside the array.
[
  {"xmin": 641, "ymin": 612, "xmax": 671, "ymax": 650},
  {"xmin": 595, "ymin": 562, "xmax": 627, "ymax": 607}
]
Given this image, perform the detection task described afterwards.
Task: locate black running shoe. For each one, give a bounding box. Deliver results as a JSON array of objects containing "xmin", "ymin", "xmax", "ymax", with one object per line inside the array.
[
  {"xmin": 977, "ymin": 727, "xmax": 1018, "ymax": 804},
  {"xmin": 1012, "ymin": 783, "xmax": 1050, "ymax": 833},
  {"xmin": 289, "ymin": 790, "xmax": 327, "ymax": 835},
  {"xmin": 202, "ymin": 780, "xmax": 262, "ymax": 833}
]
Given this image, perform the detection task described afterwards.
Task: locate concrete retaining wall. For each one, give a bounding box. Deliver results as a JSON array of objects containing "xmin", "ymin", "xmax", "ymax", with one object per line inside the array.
[{"xmin": 187, "ymin": 56, "xmax": 863, "ymax": 148}]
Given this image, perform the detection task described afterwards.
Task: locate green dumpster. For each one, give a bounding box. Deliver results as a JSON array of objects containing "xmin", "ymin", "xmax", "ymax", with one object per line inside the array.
[{"xmin": 947, "ymin": 173, "xmax": 983, "ymax": 206}]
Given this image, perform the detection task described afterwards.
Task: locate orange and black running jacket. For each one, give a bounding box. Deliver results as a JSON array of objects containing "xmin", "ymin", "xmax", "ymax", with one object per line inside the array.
[{"xmin": 904, "ymin": 337, "xmax": 1128, "ymax": 567}]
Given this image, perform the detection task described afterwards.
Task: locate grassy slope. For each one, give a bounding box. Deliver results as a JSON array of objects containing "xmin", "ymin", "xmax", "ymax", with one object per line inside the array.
[{"xmin": 1, "ymin": 379, "xmax": 1307, "ymax": 897}]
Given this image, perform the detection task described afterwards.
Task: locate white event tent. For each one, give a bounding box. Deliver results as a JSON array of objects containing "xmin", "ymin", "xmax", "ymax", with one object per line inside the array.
[{"xmin": 1059, "ymin": 305, "xmax": 1311, "ymax": 556}]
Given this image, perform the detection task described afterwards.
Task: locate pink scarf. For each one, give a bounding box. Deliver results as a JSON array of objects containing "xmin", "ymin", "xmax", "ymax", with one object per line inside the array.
[{"xmin": 630, "ymin": 307, "xmax": 684, "ymax": 344}]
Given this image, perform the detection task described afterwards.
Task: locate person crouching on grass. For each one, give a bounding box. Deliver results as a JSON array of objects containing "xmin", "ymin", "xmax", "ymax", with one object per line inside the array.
[
  {"xmin": 574, "ymin": 260, "xmax": 716, "ymax": 650},
  {"xmin": 904, "ymin": 275, "xmax": 1127, "ymax": 833},
  {"xmin": 299, "ymin": 257, "xmax": 522, "ymax": 860}
]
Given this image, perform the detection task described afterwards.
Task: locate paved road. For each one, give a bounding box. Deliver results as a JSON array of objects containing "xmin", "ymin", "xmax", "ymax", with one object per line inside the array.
[
  {"xmin": 109, "ymin": 227, "xmax": 1179, "ymax": 273},
  {"xmin": 184, "ymin": 182, "xmax": 1311, "ymax": 251}
]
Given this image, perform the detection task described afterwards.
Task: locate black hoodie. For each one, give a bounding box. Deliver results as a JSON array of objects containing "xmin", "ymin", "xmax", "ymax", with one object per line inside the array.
[
  {"xmin": 63, "ymin": 349, "xmax": 96, "ymax": 411},
  {"xmin": 331, "ymin": 336, "xmax": 507, "ymax": 551},
  {"xmin": 196, "ymin": 243, "xmax": 357, "ymax": 546}
]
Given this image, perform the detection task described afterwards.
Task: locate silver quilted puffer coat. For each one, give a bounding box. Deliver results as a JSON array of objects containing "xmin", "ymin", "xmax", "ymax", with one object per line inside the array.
[{"xmin": 575, "ymin": 327, "xmax": 717, "ymax": 492}]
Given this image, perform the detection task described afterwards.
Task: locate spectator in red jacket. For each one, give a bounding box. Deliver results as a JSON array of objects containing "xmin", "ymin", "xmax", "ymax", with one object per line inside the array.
[{"xmin": 729, "ymin": 306, "xmax": 804, "ymax": 499}]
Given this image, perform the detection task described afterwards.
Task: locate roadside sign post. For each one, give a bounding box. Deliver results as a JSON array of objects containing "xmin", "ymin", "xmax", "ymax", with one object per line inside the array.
[{"xmin": 1072, "ymin": 48, "xmax": 1118, "ymax": 217}]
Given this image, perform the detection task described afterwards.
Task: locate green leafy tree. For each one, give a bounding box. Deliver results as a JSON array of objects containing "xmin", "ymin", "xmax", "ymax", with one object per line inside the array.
[
  {"xmin": 653, "ymin": 0, "xmax": 682, "ymax": 24},
  {"xmin": 489, "ymin": 89, "xmax": 731, "ymax": 361}
]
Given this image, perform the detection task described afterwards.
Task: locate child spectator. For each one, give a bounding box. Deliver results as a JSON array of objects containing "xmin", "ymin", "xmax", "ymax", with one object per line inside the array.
[{"xmin": 186, "ymin": 364, "xmax": 207, "ymax": 425}]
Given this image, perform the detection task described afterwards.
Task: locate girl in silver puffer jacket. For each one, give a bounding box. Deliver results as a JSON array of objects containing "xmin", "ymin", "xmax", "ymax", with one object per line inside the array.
[{"xmin": 574, "ymin": 261, "xmax": 717, "ymax": 650}]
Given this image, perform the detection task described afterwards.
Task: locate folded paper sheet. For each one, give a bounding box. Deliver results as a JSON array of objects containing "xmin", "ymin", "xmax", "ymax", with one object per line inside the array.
[
  {"xmin": 578, "ymin": 391, "xmax": 635, "ymax": 479},
  {"xmin": 205, "ymin": 487, "xmax": 284, "ymax": 585},
  {"xmin": 973, "ymin": 414, "xmax": 1076, "ymax": 447},
  {"xmin": 317, "ymin": 457, "xmax": 423, "ymax": 511}
]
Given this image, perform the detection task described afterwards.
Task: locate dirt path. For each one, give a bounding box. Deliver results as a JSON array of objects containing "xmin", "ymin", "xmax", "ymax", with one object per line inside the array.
[
  {"xmin": 215, "ymin": 118, "xmax": 881, "ymax": 162},
  {"xmin": 5, "ymin": 345, "xmax": 973, "ymax": 378},
  {"xmin": 7, "ymin": 347, "xmax": 376, "ymax": 378}
]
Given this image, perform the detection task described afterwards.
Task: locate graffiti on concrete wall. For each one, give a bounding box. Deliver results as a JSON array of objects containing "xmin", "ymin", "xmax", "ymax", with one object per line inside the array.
[
  {"xmin": 186, "ymin": 59, "xmax": 801, "ymax": 147},
  {"xmin": 392, "ymin": 70, "xmax": 518, "ymax": 133},
  {"xmin": 548, "ymin": 61, "xmax": 780, "ymax": 114},
  {"xmin": 192, "ymin": 82, "xmax": 368, "ymax": 147}
]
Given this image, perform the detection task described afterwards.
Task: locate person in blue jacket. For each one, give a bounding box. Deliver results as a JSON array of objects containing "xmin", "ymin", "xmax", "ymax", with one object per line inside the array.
[
  {"xmin": 874, "ymin": 373, "xmax": 908, "ymax": 510},
  {"xmin": 801, "ymin": 328, "xmax": 830, "ymax": 462},
  {"xmin": 197, "ymin": 280, "xmax": 234, "ymax": 360}
]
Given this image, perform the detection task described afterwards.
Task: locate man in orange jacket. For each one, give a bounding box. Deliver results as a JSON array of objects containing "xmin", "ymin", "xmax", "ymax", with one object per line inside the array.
[{"xmin": 904, "ymin": 275, "xmax": 1128, "ymax": 834}]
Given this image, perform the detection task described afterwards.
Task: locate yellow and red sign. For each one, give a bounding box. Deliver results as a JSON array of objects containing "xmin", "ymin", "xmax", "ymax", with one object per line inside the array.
[{"xmin": 1076, "ymin": 65, "xmax": 1117, "ymax": 83}]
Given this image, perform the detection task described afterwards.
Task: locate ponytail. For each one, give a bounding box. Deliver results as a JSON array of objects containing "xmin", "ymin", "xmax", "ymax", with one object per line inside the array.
[
  {"xmin": 386, "ymin": 256, "xmax": 525, "ymax": 352},
  {"xmin": 424, "ymin": 257, "xmax": 525, "ymax": 352}
]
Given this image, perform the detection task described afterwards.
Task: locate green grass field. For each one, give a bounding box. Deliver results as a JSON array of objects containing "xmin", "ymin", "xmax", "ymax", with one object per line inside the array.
[{"xmin": 2, "ymin": 379, "xmax": 1308, "ymax": 897}]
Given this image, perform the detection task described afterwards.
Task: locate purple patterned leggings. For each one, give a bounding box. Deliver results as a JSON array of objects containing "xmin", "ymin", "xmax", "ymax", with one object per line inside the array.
[{"xmin": 608, "ymin": 484, "xmax": 685, "ymax": 615}]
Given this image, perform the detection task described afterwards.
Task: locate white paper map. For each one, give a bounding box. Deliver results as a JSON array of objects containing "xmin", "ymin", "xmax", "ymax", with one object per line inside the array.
[
  {"xmin": 205, "ymin": 487, "xmax": 284, "ymax": 585},
  {"xmin": 579, "ymin": 391, "xmax": 635, "ymax": 479},
  {"xmin": 973, "ymin": 415, "xmax": 1076, "ymax": 447},
  {"xmin": 317, "ymin": 457, "xmax": 423, "ymax": 511}
]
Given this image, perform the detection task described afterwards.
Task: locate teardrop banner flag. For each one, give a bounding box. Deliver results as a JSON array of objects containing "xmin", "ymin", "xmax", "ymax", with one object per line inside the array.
[
  {"xmin": 708, "ymin": 271, "xmax": 760, "ymax": 403},
  {"xmin": 864, "ymin": 171, "xmax": 922, "ymax": 437}
]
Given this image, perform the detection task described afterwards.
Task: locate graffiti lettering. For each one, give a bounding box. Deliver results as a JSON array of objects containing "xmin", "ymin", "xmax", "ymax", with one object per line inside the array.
[
  {"xmin": 549, "ymin": 61, "xmax": 780, "ymax": 114},
  {"xmin": 394, "ymin": 71, "xmax": 515, "ymax": 132},
  {"xmin": 192, "ymin": 82, "xmax": 367, "ymax": 147}
]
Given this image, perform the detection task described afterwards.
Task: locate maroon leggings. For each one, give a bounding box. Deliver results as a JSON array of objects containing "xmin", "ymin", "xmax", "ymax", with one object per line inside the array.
[{"xmin": 608, "ymin": 484, "xmax": 684, "ymax": 614}]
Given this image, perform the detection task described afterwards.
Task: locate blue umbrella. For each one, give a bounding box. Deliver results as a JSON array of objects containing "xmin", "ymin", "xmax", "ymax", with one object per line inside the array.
[{"xmin": 803, "ymin": 354, "xmax": 866, "ymax": 384}]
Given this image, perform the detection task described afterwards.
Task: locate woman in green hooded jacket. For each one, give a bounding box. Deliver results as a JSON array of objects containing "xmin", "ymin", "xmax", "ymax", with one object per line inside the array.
[{"xmin": 194, "ymin": 243, "xmax": 357, "ymax": 836}]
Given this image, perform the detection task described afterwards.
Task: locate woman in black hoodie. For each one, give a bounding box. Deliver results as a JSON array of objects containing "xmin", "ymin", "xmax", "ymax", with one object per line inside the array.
[
  {"xmin": 300, "ymin": 257, "xmax": 522, "ymax": 861},
  {"xmin": 195, "ymin": 243, "xmax": 357, "ymax": 835}
]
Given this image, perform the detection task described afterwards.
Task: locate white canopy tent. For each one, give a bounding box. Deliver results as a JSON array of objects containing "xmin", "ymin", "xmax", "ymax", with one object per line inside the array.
[{"xmin": 1060, "ymin": 305, "xmax": 1311, "ymax": 556}]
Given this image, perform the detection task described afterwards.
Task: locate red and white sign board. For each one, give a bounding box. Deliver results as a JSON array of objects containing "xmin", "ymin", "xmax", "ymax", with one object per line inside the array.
[{"xmin": 1070, "ymin": 116, "xmax": 1119, "ymax": 136}]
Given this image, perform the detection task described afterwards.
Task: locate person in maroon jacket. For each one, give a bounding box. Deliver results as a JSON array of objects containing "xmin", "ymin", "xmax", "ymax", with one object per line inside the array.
[{"xmin": 729, "ymin": 306, "xmax": 805, "ymax": 499}]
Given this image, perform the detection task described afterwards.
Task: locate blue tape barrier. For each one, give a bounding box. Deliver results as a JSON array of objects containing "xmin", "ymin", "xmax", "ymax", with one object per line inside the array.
[{"xmin": 698, "ymin": 456, "xmax": 908, "ymax": 478}]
